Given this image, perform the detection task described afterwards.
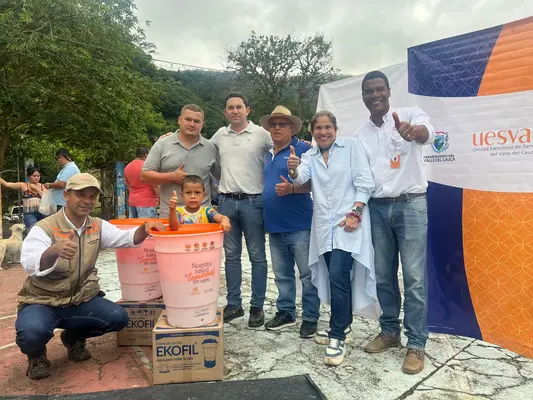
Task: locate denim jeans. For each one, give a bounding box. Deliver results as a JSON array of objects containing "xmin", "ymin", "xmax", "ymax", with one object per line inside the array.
[
  {"xmin": 15, "ymin": 296, "xmax": 129, "ymax": 358},
  {"xmin": 23, "ymin": 212, "xmax": 45, "ymax": 231},
  {"xmin": 324, "ymin": 250, "xmax": 353, "ymax": 341},
  {"xmin": 269, "ymin": 230, "xmax": 320, "ymax": 322},
  {"xmin": 129, "ymin": 206, "xmax": 157, "ymax": 218},
  {"xmin": 218, "ymin": 194, "xmax": 267, "ymax": 309},
  {"xmin": 369, "ymin": 195, "xmax": 428, "ymax": 349}
]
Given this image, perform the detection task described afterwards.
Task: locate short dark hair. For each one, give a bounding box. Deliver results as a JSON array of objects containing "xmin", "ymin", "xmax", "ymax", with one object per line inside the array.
[
  {"xmin": 225, "ymin": 91, "xmax": 249, "ymax": 108},
  {"xmin": 181, "ymin": 175, "xmax": 204, "ymax": 190},
  {"xmin": 55, "ymin": 148, "xmax": 72, "ymax": 161},
  {"xmin": 136, "ymin": 147, "xmax": 149, "ymax": 157},
  {"xmin": 361, "ymin": 70, "xmax": 390, "ymax": 92},
  {"xmin": 180, "ymin": 104, "xmax": 205, "ymax": 119},
  {"xmin": 26, "ymin": 165, "xmax": 39, "ymax": 177}
]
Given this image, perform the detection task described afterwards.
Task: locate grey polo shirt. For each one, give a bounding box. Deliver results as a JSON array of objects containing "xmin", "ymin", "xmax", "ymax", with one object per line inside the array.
[
  {"xmin": 210, "ymin": 121, "xmax": 273, "ymax": 194},
  {"xmin": 142, "ymin": 131, "xmax": 220, "ymax": 217}
]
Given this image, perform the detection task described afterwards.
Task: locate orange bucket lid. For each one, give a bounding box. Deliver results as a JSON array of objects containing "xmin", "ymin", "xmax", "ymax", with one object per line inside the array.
[
  {"xmin": 109, "ymin": 218, "xmax": 169, "ymax": 226},
  {"xmin": 150, "ymin": 223, "xmax": 223, "ymax": 236}
]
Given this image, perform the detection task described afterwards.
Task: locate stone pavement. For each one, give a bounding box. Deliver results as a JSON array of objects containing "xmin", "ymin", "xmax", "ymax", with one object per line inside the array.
[{"xmin": 96, "ymin": 240, "xmax": 533, "ymax": 400}]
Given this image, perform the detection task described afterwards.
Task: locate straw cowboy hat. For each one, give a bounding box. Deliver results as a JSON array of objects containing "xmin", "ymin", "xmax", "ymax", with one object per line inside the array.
[{"xmin": 260, "ymin": 105, "xmax": 302, "ymax": 134}]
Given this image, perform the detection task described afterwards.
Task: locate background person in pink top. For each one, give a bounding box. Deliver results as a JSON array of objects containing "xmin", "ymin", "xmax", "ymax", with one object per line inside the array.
[{"xmin": 124, "ymin": 147, "xmax": 160, "ymax": 218}]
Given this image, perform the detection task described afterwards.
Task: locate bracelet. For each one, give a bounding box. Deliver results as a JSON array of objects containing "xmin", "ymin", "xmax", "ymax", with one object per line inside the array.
[{"xmin": 346, "ymin": 211, "xmax": 362, "ymax": 223}]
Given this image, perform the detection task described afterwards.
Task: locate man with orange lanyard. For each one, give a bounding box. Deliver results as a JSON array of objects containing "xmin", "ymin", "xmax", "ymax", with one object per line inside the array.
[{"xmin": 356, "ymin": 70, "xmax": 435, "ymax": 375}]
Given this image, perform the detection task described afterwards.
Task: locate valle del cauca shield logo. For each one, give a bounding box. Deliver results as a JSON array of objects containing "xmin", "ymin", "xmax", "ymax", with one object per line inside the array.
[{"xmin": 432, "ymin": 131, "xmax": 449, "ymax": 153}]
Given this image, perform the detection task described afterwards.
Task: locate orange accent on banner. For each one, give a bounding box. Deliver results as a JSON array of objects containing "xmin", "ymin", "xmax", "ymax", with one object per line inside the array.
[
  {"xmin": 463, "ymin": 190, "xmax": 533, "ymax": 358},
  {"xmin": 478, "ymin": 17, "xmax": 533, "ymax": 96}
]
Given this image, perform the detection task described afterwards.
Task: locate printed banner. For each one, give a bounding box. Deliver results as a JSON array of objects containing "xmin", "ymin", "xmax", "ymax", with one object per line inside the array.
[{"xmin": 409, "ymin": 16, "xmax": 533, "ymax": 358}]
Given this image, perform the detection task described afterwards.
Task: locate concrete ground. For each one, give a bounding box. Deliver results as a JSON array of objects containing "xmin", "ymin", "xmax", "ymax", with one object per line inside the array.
[{"xmin": 1, "ymin": 242, "xmax": 533, "ymax": 399}]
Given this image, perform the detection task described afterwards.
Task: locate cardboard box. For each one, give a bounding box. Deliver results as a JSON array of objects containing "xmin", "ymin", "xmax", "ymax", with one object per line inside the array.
[
  {"xmin": 152, "ymin": 309, "xmax": 224, "ymax": 385},
  {"xmin": 116, "ymin": 298, "xmax": 165, "ymax": 346}
]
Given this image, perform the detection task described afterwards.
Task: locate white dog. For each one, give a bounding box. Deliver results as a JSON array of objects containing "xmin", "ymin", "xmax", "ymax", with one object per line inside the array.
[{"xmin": 0, "ymin": 224, "xmax": 26, "ymax": 268}]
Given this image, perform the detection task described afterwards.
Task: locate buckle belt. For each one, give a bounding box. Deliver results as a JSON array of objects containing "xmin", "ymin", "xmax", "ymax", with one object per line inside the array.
[
  {"xmin": 220, "ymin": 192, "xmax": 261, "ymax": 200},
  {"xmin": 371, "ymin": 192, "xmax": 426, "ymax": 205}
]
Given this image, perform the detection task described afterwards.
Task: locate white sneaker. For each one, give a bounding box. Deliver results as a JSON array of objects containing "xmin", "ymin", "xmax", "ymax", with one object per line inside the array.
[
  {"xmin": 323, "ymin": 338, "xmax": 346, "ymax": 366},
  {"xmin": 314, "ymin": 326, "xmax": 354, "ymax": 345}
]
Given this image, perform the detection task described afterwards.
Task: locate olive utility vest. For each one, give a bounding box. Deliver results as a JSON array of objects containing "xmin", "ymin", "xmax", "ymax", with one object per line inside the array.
[{"xmin": 18, "ymin": 212, "xmax": 103, "ymax": 308}]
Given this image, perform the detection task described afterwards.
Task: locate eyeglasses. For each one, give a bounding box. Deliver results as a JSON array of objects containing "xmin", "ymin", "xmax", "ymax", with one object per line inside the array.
[{"xmin": 269, "ymin": 121, "xmax": 291, "ymax": 128}]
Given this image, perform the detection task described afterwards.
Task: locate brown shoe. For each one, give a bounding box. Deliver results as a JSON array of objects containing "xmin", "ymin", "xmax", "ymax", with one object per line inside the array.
[
  {"xmin": 60, "ymin": 330, "xmax": 91, "ymax": 361},
  {"xmin": 402, "ymin": 348, "xmax": 425, "ymax": 374},
  {"xmin": 364, "ymin": 332, "xmax": 401, "ymax": 353},
  {"xmin": 26, "ymin": 351, "xmax": 51, "ymax": 380}
]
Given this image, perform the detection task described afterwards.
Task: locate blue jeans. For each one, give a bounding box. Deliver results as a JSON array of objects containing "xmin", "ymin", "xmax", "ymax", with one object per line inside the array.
[
  {"xmin": 129, "ymin": 206, "xmax": 157, "ymax": 218},
  {"xmin": 369, "ymin": 195, "xmax": 428, "ymax": 349},
  {"xmin": 23, "ymin": 212, "xmax": 45, "ymax": 231},
  {"xmin": 15, "ymin": 296, "xmax": 129, "ymax": 358},
  {"xmin": 269, "ymin": 230, "xmax": 320, "ymax": 322},
  {"xmin": 218, "ymin": 194, "xmax": 267, "ymax": 309},
  {"xmin": 323, "ymin": 250, "xmax": 353, "ymax": 341}
]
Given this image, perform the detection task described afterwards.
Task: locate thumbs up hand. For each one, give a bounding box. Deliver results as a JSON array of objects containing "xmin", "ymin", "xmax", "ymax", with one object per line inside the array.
[
  {"xmin": 169, "ymin": 190, "xmax": 179, "ymax": 208},
  {"xmin": 275, "ymin": 175, "xmax": 294, "ymax": 197},
  {"xmin": 392, "ymin": 112, "xmax": 416, "ymax": 142},
  {"xmin": 287, "ymin": 145, "xmax": 300, "ymax": 178},
  {"xmin": 52, "ymin": 230, "xmax": 78, "ymax": 260},
  {"xmin": 174, "ymin": 163, "xmax": 188, "ymax": 184}
]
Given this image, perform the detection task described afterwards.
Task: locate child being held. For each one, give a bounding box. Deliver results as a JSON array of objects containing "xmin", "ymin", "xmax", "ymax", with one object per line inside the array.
[{"xmin": 169, "ymin": 175, "xmax": 231, "ymax": 232}]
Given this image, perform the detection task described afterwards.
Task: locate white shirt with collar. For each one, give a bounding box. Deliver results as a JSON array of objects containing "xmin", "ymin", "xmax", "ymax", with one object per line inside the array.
[
  {"xmin": 20, "ymin": 210, "xmax": 138, "ymax": 277},
  {"xmin": 355, "ymin": 107, "xmax": 435, "ymax": 199},
  {"xmin": 210, "ymin": 121, "xmax": 273, "ymax": 194}
]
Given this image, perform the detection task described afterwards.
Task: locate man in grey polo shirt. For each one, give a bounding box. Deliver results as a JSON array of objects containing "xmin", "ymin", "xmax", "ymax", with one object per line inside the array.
[
  {"xmin": 141, "ymin": 104, "xmax": 220, "ymax": 218},
  {"xmin": 211, "ymin": 92, "xmax": 273, "ymax": 328}
]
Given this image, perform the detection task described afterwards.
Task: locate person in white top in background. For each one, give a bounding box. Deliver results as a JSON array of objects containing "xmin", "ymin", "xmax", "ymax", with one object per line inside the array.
[
  {"xmin": 210, "ymin": 92, "xmax": 273, "ymax": 328},
  {"xmin": 355, "ymin": 70, "xmax": 435, "ymax": 375}
]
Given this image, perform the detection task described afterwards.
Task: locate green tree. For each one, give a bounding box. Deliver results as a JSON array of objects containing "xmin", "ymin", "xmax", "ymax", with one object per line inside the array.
[
  {"xmin": 0, "ymin": 0, "xmax": 161, "ymax": 168},
  {"xmin": 225, "ymin": 32, "xmax": 339, "ymax": 127}
]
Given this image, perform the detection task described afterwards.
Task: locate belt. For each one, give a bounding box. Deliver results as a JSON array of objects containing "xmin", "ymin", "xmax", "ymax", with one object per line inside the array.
[
  {"xmin": 371, "ymin": 192, "xmax": 426, "ymax": 204},
  {"xmin": 220, "ymin": 192, "xmax": 261, "ymax": 200}
]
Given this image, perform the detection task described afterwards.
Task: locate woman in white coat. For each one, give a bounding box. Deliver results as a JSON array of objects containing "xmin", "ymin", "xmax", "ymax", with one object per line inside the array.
[{"xmin": 288, "ymin": 110, "xmax": 381, "ymax": 366}]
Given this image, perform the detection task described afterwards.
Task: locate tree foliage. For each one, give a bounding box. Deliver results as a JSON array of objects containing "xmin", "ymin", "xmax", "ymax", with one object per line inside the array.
[
  {"xmin": 225, "ymin": 32, "xmax": 339, "ymax": 126},
  {"xmin": 0, "ymin": 0, "xmax": 161, "ymax": 168}
]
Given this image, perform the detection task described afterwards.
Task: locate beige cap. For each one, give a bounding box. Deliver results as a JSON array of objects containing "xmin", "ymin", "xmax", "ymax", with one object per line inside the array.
[{"xmin": 65, "ymin": 173, "xmax": 103, "ymax": 194}]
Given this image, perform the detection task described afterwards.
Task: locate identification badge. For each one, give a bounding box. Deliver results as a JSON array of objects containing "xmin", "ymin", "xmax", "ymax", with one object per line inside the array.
[{"xmin": 390, "ymin": 154, "xmax": 401, "ymax": 169}]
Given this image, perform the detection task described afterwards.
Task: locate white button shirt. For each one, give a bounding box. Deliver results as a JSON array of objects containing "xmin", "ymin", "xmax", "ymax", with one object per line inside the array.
[
  {"xmin": 293, "ymin": 137, "xmax": 381, "ymax": 319},
  {"xmin": 355, "ymin": 107, "xmax": 435, "ymax": 198},
  {"xmin": 210, "ymin": 121, "xmax": 273, "ymax": 194},
  {"xmin": 21, "ymin": 211, "xmax": 138, "ymax": 277}
]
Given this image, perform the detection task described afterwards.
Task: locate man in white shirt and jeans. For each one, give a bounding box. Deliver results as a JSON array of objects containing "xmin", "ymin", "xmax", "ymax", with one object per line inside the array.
[
  {"xmin": 210, "ymin": 92, "xmax": 273, "ymax": 327},
  {"xmin": 16, "ymin": 173, "xmax": 164, "ymax": 380},
  {"xmin": 356, "ymin": 70, "xmax": 435, "ymax": 375}
]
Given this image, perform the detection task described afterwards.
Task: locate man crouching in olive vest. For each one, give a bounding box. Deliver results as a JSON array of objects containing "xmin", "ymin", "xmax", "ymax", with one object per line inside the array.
[{"xmin": 15, "ymin": 173, "xmax": 165, "ymax": 379}]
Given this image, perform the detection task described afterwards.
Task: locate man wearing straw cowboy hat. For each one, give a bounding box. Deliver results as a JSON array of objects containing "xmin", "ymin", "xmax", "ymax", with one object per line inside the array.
[
  {"xmin": 15, "ymin": 173, "xmax": 165, "ymax": 380},
  {"xmin": 260, "ymin": 106, "xmax": 320, "ymax": 338}
]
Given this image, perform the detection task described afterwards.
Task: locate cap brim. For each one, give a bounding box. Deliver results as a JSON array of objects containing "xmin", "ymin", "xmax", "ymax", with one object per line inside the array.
[{"xmin": 68, "ymin": 185, "xmax": 103, "ymax": 194}]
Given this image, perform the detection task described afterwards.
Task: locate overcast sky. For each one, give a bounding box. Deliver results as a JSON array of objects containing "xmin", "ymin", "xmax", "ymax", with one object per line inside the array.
[{"xmin": 135, "ymin": 0, "xmax": 532, "ymax": 75}]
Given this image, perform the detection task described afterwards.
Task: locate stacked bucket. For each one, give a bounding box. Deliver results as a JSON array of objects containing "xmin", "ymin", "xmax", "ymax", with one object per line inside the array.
[{"xmin": 110, "ymin": 219, "xmax": 225, "ymax": 384}]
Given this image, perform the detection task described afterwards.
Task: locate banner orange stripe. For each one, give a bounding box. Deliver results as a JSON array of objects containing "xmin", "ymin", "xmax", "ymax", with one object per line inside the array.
[
  {"xmin": 478, "ymin": 17, "xmax": 533, "ymax": 96},
  {"xmin": 462, "ymin": 190, "xmax": 533, "ymax": 357}
]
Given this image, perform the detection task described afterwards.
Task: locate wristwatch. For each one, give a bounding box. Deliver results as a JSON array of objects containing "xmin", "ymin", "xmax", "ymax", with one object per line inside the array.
[
  {"xmin": 346, "ymin": 206, "xmax": 364, "ymax": 222},
  {"xmin": 353, "ymin": 206, "xmax": 364, "ymax": 216}
]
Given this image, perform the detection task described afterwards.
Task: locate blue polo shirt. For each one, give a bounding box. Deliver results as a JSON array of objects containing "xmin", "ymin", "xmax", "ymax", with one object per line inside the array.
[
  {"xmin": 263, "ymin": 137, "xmax": 313, "ymax": 233},
  {"xmin": 52, "ymin": 162, "xmax": 80, "ymax": 206}
]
